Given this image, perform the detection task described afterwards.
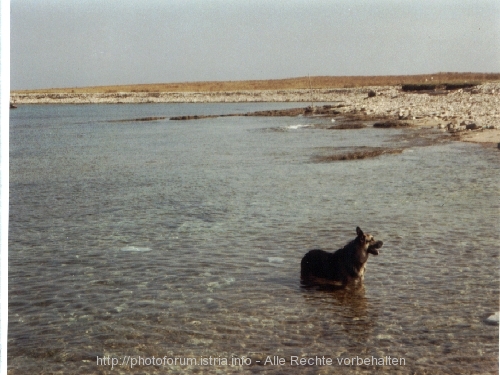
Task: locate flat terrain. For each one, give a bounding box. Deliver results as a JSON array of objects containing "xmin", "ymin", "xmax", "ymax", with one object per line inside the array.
[{"xmin": 12, "ymin": 72, "xmax": 500, "ymax": 94}]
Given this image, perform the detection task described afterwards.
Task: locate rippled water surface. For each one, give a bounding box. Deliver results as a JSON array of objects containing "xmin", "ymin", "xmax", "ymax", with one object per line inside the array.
[{"xmin": 9, "ymin": 104, "xmax": 499, "ymax": 374}]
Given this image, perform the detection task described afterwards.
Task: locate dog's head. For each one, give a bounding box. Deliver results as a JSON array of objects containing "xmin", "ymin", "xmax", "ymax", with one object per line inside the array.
[{"xmin": 356, "ymin": 226, "xmax": 383, "ymax": 256}]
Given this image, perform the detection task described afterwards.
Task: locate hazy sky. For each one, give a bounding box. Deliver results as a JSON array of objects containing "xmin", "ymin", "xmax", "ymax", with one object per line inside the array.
[{"xmin": 11, "ymin": 0, "xmax": 500, "ymax": 90}]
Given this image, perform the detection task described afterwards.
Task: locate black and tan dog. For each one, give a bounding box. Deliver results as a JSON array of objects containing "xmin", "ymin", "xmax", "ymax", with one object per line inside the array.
[{"xmin": 301, "ymin": 227, "xmax": 383, "ymax": 287}]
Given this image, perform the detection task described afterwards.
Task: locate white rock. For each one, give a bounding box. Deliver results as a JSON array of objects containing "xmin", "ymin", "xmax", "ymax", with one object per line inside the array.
[{"xmin": 485, "ymin": 312, "xmax": 499, "ymax": 325}]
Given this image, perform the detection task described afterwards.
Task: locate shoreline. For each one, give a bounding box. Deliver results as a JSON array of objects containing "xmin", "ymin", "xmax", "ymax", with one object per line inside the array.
[{"xmin": 11, "ymin": 83, "xmax": 500, "ymax": 145}]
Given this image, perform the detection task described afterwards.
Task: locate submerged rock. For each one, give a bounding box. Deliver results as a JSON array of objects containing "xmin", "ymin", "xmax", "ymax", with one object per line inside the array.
[
  {"xmin": 313, "ymin": 147, "xmax": 403, "ymax": 162},
  {"xmin": 373, "ymin": 121, "xmax": 412, "ymax": 128},
  {"xmin": 109, "ymin": 116, "xmax": 167, "ymax": 123},
  {"xmin": 328, "ymin": 123, "xmax": 367, "ymax": 130}
]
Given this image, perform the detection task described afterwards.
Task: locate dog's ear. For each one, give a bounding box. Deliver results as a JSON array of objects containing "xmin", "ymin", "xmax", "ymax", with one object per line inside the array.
[
  {"xmin": 356, "ymin": 227, "xmax": 365, "ymax": 243},
  {"xmin": 356, "ymin": 227, "xmax": 364, "ymax": 237}
]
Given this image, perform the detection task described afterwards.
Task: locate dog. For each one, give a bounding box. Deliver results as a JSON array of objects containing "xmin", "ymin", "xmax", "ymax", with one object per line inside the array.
[{"xmin": 300, "ymin": 227, "xmax": 383, "ymax": 287}]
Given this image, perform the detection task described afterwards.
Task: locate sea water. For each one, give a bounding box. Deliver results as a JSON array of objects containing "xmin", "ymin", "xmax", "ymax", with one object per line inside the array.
[{"xmin": 8, "ymin": 103, "xmax": 499, "ymax": 374}]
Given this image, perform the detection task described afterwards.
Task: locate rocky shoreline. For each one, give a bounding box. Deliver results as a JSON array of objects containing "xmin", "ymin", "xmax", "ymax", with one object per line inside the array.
[{"xmin": 11, "ymin": 82, "xmax": 500, "ymax": 144}]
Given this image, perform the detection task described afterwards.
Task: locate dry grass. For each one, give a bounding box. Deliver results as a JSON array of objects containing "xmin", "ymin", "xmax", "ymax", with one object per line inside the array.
[{"xmin": 13, "ymin": 72, "xmax": 500, "ymax": 94}]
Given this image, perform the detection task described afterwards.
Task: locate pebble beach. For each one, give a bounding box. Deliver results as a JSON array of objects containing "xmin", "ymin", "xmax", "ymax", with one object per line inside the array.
[{"xmin": 11, "ymin": 82, "xmax": 500, "ymax": 144}]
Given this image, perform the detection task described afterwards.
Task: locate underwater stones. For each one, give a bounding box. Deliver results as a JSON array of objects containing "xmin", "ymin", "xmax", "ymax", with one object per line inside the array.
[
  {"xmin": 170, "ymin": 114, "xmax": 219, "ymax": 120},
  {"xmin": 313, "ymin": 147, "xmax": 403, "ymax": 162},
  {"xmin": 328, "ymin": 123, "xmax": 367, "ymax": 130},
  {"xmin": 373, "ymin": 121, "xmax": 412, "ymax": 128}
]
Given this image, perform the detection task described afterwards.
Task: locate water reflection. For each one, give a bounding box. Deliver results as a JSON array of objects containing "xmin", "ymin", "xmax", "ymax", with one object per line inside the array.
[{"xmin": 301, "ymin": 284, "xmax": 376, "ymax": 342}]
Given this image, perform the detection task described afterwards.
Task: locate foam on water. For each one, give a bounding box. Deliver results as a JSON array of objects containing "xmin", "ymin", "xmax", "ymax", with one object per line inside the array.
[
  {"xmin": 120, "ymin": 246, "xmax": 152, "ymax": 252},
  {"xmin": 284, "ymin": 124, "xmax": 311, "ymax": 130}
]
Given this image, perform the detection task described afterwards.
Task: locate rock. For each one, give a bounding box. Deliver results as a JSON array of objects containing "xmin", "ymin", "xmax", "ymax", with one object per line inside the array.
[
  {"xmin": 398, "ymin": 109, "xmax": 411, "ymax": 120},
  {"xmin": 465, "ymin": 123, "xmax": 480, "ymax": 130},
  {"xmin": 485, "ymin": 312, "xmax": 499, "ymax": 325},
  {"xmin": 367, "ymin": 90, "xmax": 376, "ymax": 98}
]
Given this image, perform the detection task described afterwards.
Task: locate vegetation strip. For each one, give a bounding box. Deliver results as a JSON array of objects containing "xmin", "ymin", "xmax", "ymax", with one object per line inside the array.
[{"xmin": 13, "ymin": 73, "xmax": 499, "ymax": 94}]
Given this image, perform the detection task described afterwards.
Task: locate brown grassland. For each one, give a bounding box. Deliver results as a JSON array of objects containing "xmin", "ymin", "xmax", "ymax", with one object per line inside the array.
[{"xmin": 13, "ymin": 72, "xmax": 500, "ymax": 94}]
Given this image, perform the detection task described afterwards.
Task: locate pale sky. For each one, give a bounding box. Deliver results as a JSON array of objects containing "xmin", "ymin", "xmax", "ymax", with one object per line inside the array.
[{"xmin": 10, "ymin": 0, "xmax": 500, "ymax": 90}]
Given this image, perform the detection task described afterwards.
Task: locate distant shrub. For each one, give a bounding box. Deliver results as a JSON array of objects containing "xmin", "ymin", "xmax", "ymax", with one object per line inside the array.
[
  {"xmin": 444, "ymin": 82, "xmax": 479, "ymax": 90},
  {"xmin": 401, "ymin": 84, "xmax": 437, "ymax": 92}
]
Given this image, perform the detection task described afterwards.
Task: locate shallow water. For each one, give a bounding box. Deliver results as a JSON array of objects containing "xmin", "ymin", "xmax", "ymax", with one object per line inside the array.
[{"xmin": 9, "ymin": 104, "xmax": 499, "ymax": 374}]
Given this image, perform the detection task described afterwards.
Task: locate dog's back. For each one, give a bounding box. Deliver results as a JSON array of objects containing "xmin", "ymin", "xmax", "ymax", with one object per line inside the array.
[{"xmin": 300, "ymin": 227, "xmax": 382, "ymax": 287}]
